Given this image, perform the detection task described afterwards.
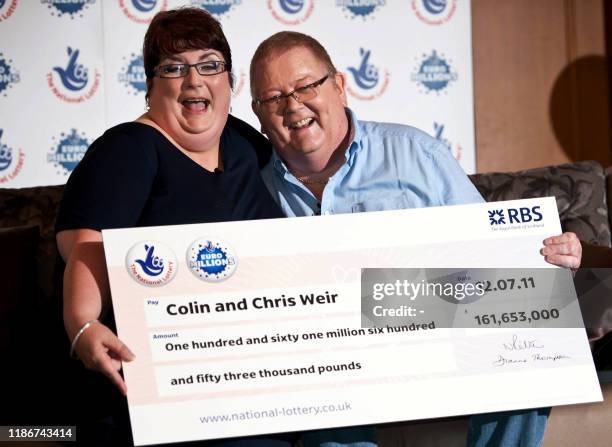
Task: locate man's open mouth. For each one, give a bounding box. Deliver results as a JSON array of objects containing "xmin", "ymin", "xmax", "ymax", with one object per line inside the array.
[{"xmin": 288, "ymin": 117, "xmax": 315, "ymax": 130}]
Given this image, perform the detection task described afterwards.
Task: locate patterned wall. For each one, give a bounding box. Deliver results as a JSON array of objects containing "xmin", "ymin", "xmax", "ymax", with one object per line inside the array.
[{"xmin": 0, "ymin": 0, "xmax": 474, "ymax": 187}]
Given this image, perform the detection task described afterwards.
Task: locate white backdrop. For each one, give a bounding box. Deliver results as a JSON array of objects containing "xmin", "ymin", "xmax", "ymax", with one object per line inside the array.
[{"xmin": 0, "ymin": 0, "xmax": 474, "ymax": 188}]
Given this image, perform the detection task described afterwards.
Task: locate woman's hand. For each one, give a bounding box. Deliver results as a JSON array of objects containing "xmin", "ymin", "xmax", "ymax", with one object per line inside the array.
[
  {"xmin": 73, "ymin": 321, "xmax": 135, "ymax": 396},
  {"xmin": 541, "ymin": 232, "xmax": 582, "ymax": 270}
]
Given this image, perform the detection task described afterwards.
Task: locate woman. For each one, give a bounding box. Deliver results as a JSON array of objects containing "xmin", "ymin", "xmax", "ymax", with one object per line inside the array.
[{"xmin": 56, "ymin": 8, "xmax": 288, "ymax": 446}]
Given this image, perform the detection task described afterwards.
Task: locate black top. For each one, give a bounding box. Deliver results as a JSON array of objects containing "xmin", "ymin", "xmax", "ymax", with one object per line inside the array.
[{"xmin": 55, "ymin": 115, "xmax": 283, "ymax": 232}]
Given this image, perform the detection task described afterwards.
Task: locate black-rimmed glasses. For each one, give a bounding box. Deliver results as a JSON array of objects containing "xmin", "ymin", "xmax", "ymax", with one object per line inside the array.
[
  {"xmin": 155, "ymin": 61, "xmax": 227, "ymax": 78},
  {"xmin": 254, "ymin": 74, "xmax": 329, "ymax": 112}
]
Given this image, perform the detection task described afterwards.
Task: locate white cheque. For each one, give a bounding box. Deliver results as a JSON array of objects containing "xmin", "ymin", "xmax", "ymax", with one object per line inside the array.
[{"xmin": 102, "ymin": 197, "xmax": 602, "ymax": 446}]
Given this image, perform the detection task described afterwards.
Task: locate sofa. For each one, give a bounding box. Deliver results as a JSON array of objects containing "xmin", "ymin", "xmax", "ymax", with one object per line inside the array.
[{"xmin": 0, "ymin": 160, "xmax": 610, "ymax": 446}]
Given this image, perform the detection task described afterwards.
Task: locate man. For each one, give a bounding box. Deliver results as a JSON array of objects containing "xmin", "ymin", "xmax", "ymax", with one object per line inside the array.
[{"xmin": 249, "ymin": 31, "xmax": 581, "ymax": 447}]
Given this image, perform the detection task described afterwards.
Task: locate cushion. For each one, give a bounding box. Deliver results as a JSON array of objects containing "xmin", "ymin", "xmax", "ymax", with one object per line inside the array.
[
  {"xmin": 606, "ymin": 166, "xmax": 612, "ymax": 234},
  {"xmin": 469, "ymin": 161, "xmax": 611, "ymax": 247},
  {"xmin": 0, "ymin": 185, "xmax": 64, "ymax": 300}
]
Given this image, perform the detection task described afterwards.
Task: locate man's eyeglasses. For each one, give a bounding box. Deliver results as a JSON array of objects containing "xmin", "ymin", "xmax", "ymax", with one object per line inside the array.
[
  {"xmin": 254, "ymin": 74, "xmax": 329, "ymax": 112},
  {"xmin": 155, "ymin": 61, "xmax": 227, "ymax": 78}
]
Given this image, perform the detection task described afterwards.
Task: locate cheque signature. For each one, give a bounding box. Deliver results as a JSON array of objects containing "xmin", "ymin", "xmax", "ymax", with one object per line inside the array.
[
  {"xmin": 492, "ymin": 334, "xmax": 570, "ymax": 366},
  {"xmin": 502, "ymin": 334, "xmax": 544, "ymax": 351}
]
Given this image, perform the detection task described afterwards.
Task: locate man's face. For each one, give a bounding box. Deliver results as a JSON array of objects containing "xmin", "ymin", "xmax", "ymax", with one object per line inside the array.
[{"xmin": 251, "ymin": 46, "xmax": 348, "ymax": 165}]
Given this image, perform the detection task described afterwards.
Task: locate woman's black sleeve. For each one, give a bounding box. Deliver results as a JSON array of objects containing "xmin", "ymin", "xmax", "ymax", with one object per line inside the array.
[{"xmin": 55, "ymin": 127, "xmax": 157, "ymax": 232}]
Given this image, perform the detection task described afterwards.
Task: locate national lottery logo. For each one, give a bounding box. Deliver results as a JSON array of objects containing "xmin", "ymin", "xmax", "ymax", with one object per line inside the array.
[
  {"xmin": 119, "ymin": 0, "xmax": 167, "ymax": 24},
  {"xmin": 0, "ymin": 0, "xmax": 18, "ymax": 22},
  {"xmin": 118, "ymin": 53, "xmax": 147, "ymax": 95},
  {"xmin": 191, "ymin": 0, "xmax": 241, "ymax": 18},
  {"xmin": 345, "ymin": 48, "xmax": 389, "ymax": 101},
  {"xmin": 412, "ymin": 0, "xmax": 456, "ymax": 25},
  {"xmin": 0, "ymin": 129, "xmax": 25, "ymax": 184},
  {"xmin": 47, "ymin": 46, "xmax": 101, "ymax": 103},
  {"xmin": 47, "ymin": 128, "xmax": 89, "ymax": 175},
  {"xmin": 268, "ymin": 0, "xmax": 314, "ymax": 26},
  {"xmin": 336, "ymin": 0, "xmax": 385, "ymax": 20},
  {"xmin": 187, "ymin": 238, "xmax": 237, "ymax": 282},
  {"xmin": 126, "ymin": 241, "xmax": 177, "ymax": 287},
  {"xmin": 41, "ymin": 0, "xmax": 95, "ymax": 18},
  {"xmin": 433, "ymin": 122, "xmax": 462, "ymax": 161},
  {"xmin": 411, "ymin": 50, "xmax": 457, "ymax": 94},
  {"xmin": 0, "ymin": 53, "xmax": 20, "ymax": 97}
]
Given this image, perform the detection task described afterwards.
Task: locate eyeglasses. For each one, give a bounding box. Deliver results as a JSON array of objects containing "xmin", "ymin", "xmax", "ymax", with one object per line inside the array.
[
  {"xmin": 254, "ymin": 74, "xmax": 329, "ymax": 112},
  {"xmin": 155, "ymin": 60, "xmax": 227, "ymax": 78}
]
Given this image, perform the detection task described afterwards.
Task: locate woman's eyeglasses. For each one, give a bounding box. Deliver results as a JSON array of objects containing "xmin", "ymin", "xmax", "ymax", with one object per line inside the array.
[{"xmin": 155, "ymin": 61, "xmax": 227, "ymax": 78}]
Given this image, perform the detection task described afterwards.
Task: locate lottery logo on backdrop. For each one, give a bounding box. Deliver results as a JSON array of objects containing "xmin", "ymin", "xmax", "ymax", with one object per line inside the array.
[
  {"xmin": 126, "ymin": 241, "xmax": 177, "ymax": 287},
  {"xmin": 336, "ymin": 0, "xmax": 385, "ymax": 20},
  {"xmin": 0, "ymin": 53, "xmax": 20, "ymax": 97},
  {"xmin": 118, "ymin": 53, "xmax": 147, "ymax": 96},
  {"xmin": 47, "ymin": 129, "xmax": 89, "ymax": 175},
  {"xmin": 412, "ymin": 0, "xmax": 456, "ymax": 25},
  {"xmin": 232, "ymin": 68, "xmax": 246, "ymax": 98},
  {"xmin": 0, "ymin": 129, "xmax": 24, "ymax": 184},
  {"xmin": 191, "ymin": 0, "xmax": 241, "ymax": 18},
  {"xmin": 268, "ymin": 0, "xmax": 314, "ymax": 26},
  {"xmin": 47, "ymin": 47, "xmax": 101, "ymax": 103},
  {"xmin": 119, "ymin": 0, "xmax": 167, "ymax": 24},
  {"xmin": 411, "ymin": 50, "xmax": 457, "ymax": 94},
  {"xmin": 0, "ymin": 0, "xmax": 18, "ymax": 21},
  {"xmin": 433, "ymin": 122, "xmax": 462, "ymax": 161},
  {"xmin": 345, "ymin": 48, "xmax": 389, "ymax": 101},
  {"xmin": 41, "ymin": 0, "xmax": 95, "ymax": 18},
  {"xmin": 187, "ymin": 238, "xmax": 237, "ymax": 282}
]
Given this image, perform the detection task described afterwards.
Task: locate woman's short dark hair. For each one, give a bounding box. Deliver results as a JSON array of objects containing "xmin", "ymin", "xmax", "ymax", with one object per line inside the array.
[{"xmin": 143, "ymin": 7, "xmax": 233, "ymax": 97}]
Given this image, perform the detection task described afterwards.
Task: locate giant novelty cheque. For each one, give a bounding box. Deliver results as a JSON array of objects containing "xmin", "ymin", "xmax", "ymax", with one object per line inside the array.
[{"xmin": 102, "ymin": 197, "xmax": 601, "ymax": 446}]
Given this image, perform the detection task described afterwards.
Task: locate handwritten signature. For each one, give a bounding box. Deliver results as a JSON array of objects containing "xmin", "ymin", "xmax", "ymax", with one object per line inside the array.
[
  {"xmin": 502, "ymin": 334, "xmax": 543, "ymax": 351},
  {"xmin": 493, "ymin": 353, "xmax": 571, "ymax": 367}
]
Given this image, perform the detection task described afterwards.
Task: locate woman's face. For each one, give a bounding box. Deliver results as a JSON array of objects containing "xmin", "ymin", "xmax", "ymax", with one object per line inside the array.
[{"xmin": 148, "ymin": 48, "xmax": 231, "ymax": 151}]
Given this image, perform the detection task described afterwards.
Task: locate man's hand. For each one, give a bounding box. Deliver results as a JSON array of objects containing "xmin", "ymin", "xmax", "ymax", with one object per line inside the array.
[
  {"xmin": 541, "ymin": 232, "xmax": 582, "ymax": 270},
  {"xmin": 74, "ymin": 322, "xmax": 135, "ymax": 396}
]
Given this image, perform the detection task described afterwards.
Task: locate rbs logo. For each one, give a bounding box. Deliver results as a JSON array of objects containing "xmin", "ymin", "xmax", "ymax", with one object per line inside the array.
[{"xmin": 489, "ymin": 206, "xmax": 543, "ymax": 226}]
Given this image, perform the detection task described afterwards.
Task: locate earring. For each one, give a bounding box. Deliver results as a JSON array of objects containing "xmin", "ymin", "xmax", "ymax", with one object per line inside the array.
[{"xmin": 145, "ymin": 97, "xmax": 150, "ymax": 111}]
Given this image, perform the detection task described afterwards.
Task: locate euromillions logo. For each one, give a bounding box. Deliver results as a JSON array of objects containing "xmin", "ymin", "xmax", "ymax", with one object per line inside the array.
[
  {"xmin": 187, "ymin": 238, "xmax": 237, "ymax": 282},
  {"xmin": 433, "ymin": 122, "xmax": 462, "ymax": 161},
  {"xmin": 412, "ymin": 0, "xmax": 456, "ymax": 25},
  {"xmin": 47, "ymin": 47, "xmax": 101, "ymax": 103},
  {"xmin": 0, "ymin": 53, "xmax": 20, "ymax": 97},
  {"xmin": 268, "ymin": 0, "xmax": 314, "ymax": 26},
  {"xmin": 118, "ymin": 53, "xmax": 146, "ymax": 96},
  {"xmin": 191, "ymin": 0, "xmax": 241, "ymax": 18},
  {"xmin": 411, "ymin": 50, "xmax": 458, "ymax": 94},
  {"xmin": 0, "ymin": 0, "xmax": 18, "ymax": 22},
  {"xmin": 41, "ymin": 0, "xmax": 95, "ymax": 18},
  {"xmin": 47, "ymin": 129, "xmax": 89, "ymax": 175},
  {"xmin": 345, "ymin": 48, "xmax": 389, "ymax": 101},
  {"xmin": 0, "ymin": 129, "xmax": 25, "ymax": 184},
  {"xmin": 336, "ymin": 0, "xmax": 385, "ymax": 20},
  {"xmin": 119, "ymin": 0, "xmax": 167, "ymax": 24},
  {"xmin": 126, "ymin": 241, "xmax": 177, "ymax": 287}
]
